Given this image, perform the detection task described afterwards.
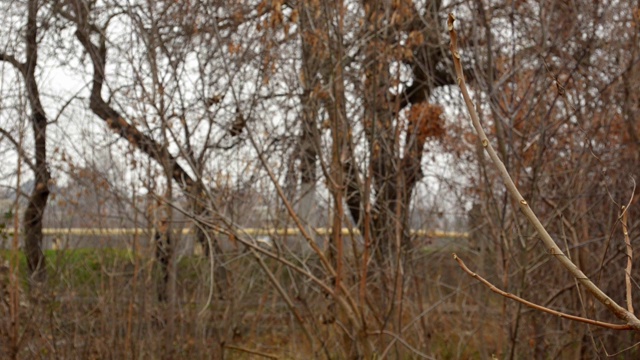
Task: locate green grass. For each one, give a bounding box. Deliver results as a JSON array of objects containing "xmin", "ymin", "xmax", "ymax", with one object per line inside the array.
[
  {"xmin": 1, "ymin": 247, "xmax": 132, "ymax": 267},
  {"xmin": 1, "ymin": 248, "xmax": 134, "ymax": 287},
  {"xmin": 0, "ymin": 247, "xmax": 216, "ymax": 292}
]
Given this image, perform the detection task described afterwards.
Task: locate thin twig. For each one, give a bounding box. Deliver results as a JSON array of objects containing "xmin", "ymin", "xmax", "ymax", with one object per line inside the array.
[
  {"xmin": 9, "ymin": 116, "xmax": 24, "ymax": 358},
  {"xmin": 382, "ymin": 289, "xmax": 465, "ymax": 357},
  {"xmin": 224, "ymin": 344, "xmax": 279, "ymax": 359},
  {"xmin": 453, "ymin": 254, "xmax": 631, "ymax": 330},
  {"xmin": 621, "ymin": 205, "xmax": 634, "ymax": 314},
  {"xmin": 447, "ymin": 13, "xmax": 640, "ymax": 330},
  {"xmin": 193, "ymin": 221, "xmax": 216, "ymax": 318},
  {"xmin": 602, "ymin": 339, "xmax": 640, "ymax": 357},
  {"xmin": 370, "ymin": 330, "xmax": 436, "ymax": 359}
]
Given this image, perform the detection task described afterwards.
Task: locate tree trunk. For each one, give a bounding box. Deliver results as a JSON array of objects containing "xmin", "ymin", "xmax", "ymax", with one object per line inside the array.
[{"xmin": 23, "ymin": 0, "xmax": 50, "ymax": 283}]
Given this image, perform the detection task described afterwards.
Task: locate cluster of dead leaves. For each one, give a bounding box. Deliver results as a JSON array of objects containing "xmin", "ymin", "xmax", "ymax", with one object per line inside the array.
[{"xmin": 407, "ymin": 102, "xmax": 445, "ymax": 141}]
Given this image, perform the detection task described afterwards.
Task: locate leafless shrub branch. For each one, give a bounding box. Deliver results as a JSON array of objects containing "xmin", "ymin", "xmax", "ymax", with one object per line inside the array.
[{"xmin": 448, "ymin": 12, "xmax": 640, "ymax": 330}]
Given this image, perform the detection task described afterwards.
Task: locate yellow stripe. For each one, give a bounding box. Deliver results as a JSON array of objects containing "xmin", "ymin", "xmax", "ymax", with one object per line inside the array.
[{"xmin": 2, "ymin": 227, "xmax": 469, "ymax": 238}]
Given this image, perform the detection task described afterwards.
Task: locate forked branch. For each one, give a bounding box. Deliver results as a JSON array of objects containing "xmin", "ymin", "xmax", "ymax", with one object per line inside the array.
[
  {"xmin": 447, "ymin": 13, "xmax": 640, "ymax": 330},
  {"xmin": 453, "ymin": 254, "xmax": 631, "ymax": 330}
]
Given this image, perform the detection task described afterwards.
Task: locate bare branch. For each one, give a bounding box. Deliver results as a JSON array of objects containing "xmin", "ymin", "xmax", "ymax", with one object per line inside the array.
[
  {"xmin": 223, "ymin": 344, "xmax": 279, "ymax": 359},
  {"xmin": 448, "ymin": 13, "xmax": 640, "ymax": 330},
  {"xmin": 453, "ymin": 254, "xmax": 632, "ymax": 330},
  {"xmin": 621, "ymin": 204, "xmax": 634, "ymax": 314},
  {"xmin": 0, "ymin": 52, "xmax": 26, "ymax": 75},
  {"xmin": 0, "ymin": 127, "xmax": 36, "ymax": 172},
  {"xmin": 72, "ymin": 24, "xmax": 196, "ymax": 191}
]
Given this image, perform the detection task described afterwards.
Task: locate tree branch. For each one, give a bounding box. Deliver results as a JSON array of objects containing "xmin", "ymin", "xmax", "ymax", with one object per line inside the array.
[
  {"xmin": 0, "ymin": 52, "xmax": 26, "ymax": 75},
  {"xmin": 453, "ymin": 254, "xmax": 632, "ymax": 330},
  {"xmin": 621, "ymin": 204, "xmax": 634, "ymax": 314},
  {"xmin": 448, "ymin": 13, "xmax": 640, "ymax": 330},
  {"xmin": 72, "ymin": 23, "xmax": 195, "ymax": 191},
  {"xmin": 0, "ymin": 127, "xmax": 36, "ymax": 172}
]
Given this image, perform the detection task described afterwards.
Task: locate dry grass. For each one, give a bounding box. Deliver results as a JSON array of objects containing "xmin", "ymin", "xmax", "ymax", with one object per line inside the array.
[{"xmin": 2, "ymin": 243, "xmax": 635, "ymax": 359}]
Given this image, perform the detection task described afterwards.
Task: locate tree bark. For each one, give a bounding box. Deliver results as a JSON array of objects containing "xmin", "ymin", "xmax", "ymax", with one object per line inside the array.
[{"xmin": 23, "ymin": 0, "xmax": 50, "ymax": 282}]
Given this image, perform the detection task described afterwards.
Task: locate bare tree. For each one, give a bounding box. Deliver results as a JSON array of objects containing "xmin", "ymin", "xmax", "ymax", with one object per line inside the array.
[
  {"xmin": 0, "ymin": 0, "xmax": 52, "ymax": 282},
  {"xmin": 7, "ymin": 0, "xmax": 640, "ymax": 358}
]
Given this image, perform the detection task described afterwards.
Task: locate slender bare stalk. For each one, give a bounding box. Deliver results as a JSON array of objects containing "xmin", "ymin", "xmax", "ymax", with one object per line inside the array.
[
  {"xmin": 125, "ymin": 184, "xmax": 139, "ymax": 357},
  {"xmin": 360, "ymin": 171, "xmax": 372, "ymax": 307},
  {"xmin": 372, "ymin": 330, "xmax": 436, "ymax": 359},
  {"xmin": 621, "ymin": 206, "xmax": 634, "ymax": 314},
  {"xmin": 448, "ymin": 13, "xmax": 640, "ymax": 330},
  {"xmin": 453, "ymin": 254, "xmax": 631, "ymax": 330},
  {"xmin": 245, "ymin": 130, "xmax": 370, "ymax": 349},
  {"xmin": 602, "ymin": 340, "xmax": 640, "ymax": 357},
  {"xmin": 169, "ymin": 202, "xmax": 320, "ymax": 350},
  {"xmin": 251, "ymin": 247, "xmax": 315, "ymax": 350},
  {"xmin": 9, "ymin": 122, "xmax": 23, "ymax": 360},
  {"xmin": 224, "ymin": 344, "xmax": 279, "ymax": 359}
]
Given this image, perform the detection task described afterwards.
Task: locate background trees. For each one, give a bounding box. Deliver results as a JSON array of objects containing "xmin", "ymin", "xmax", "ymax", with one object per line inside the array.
[{"xmin": 1, "ymin": 0, "xmax": 640, "ymax": 358}]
